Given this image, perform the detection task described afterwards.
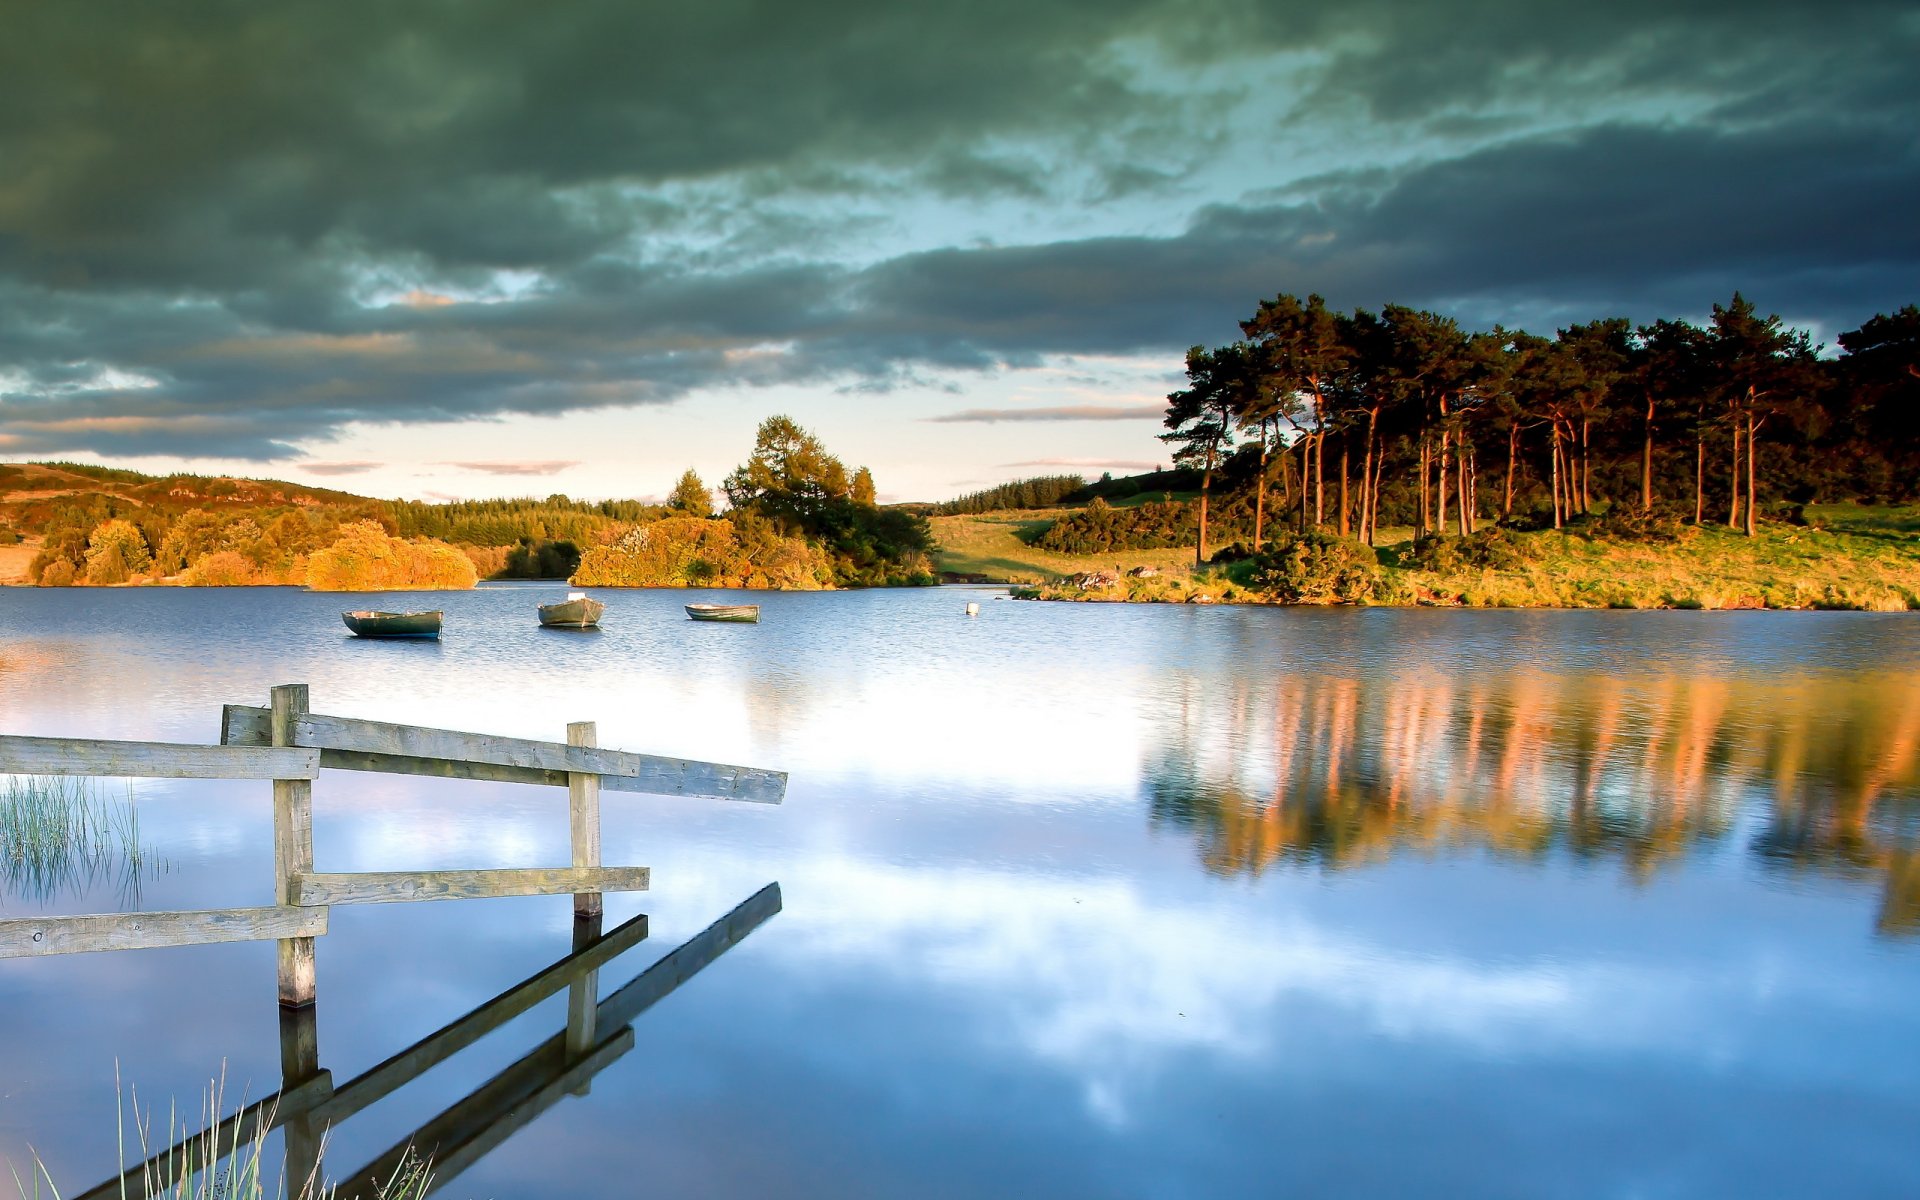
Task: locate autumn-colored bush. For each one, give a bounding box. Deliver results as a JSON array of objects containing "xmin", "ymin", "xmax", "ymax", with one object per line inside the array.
[
  {"xmin": 304, "ymin": 521, "xmax": 478, "ymax": 591},
  {"xmin": 570, "ymin": 516, "xmax": 832, "ymax": 588},
  {"xmin": 38, "ymin": 559, "xmax": 78, "ymax": 587},
  {"xmin": 182, "ymin": 550, "xmax": 257, "ymax": 586},
  {"xmin": 83, "ymin": 519, "xmax": 153, "ymax": 585}
]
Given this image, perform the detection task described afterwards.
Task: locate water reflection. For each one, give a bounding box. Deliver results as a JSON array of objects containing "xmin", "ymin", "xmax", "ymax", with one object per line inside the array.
[
  {"xmin": 70, "ymin": 885, "xmax": 780, "ymax": 1200},
  {"xmin": 1146, "ymin": 670, "xmax": 1920, "ymax": 933}
]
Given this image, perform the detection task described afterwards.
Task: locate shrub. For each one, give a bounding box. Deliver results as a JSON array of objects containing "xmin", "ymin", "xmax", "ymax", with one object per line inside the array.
[
  {"xmin": 83, "ymin": 519, "xmax": 152, "ymax": 585},
  {"xmin": 1034, "ymin": 497, "xmax": 1197, "ymax": 553},
  {"xmin": 569, "ymin": 516, "xmax": 834, "ymax": 589},
  {"xmin": 1582, "ymin": 503, "xmax": 1690, "ymax": 544},
  {"xmin": 1404, "ymin": 528, "xmax": 1532, "ymax": 573},
  {"xmin": 38, "ymin": 559, "xmax": 78, "ymax": 587},
  {"xmin": 305, "ymin": 521, "xmax": 478, "ymax": 590},
  {"xmin": 1246, "ymin": 531, "xmax": 1383, "ymax": 604},
  {"xmin": 182, "ymin": 550, "xmax": 257, "ymax": 586}
]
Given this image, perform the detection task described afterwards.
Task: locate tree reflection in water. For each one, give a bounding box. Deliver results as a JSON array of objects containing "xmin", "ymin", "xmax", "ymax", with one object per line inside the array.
[{"xmin": 1144, "ymin": 670, "xmax": 1920, "ymax": 935}]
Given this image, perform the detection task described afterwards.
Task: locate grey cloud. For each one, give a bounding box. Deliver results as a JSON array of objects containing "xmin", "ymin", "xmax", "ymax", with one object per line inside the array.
[
  {"xmin": 300, "ymin": 461, "xmax": 384, "ymax": 476},
  {"xmin": 0, "ymin": 3, "xmax": 1911, "ymax": 460},
  {"xmin": 927, "ymin": 405, "xmax": 1165, "ymax": 423}
]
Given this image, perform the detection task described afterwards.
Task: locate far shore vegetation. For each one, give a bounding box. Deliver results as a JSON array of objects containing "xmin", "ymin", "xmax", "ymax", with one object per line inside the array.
[
  {"xmin": 937, "ymin": 292, "xmax": 1920, "ymax": 609},
  {"xmin": 3, "ymin": 294, "xmax": 1915, "ymax": 606},
  {"xmin": 2, "ymin": 416, "xmax": 933, "ymax": 592}
]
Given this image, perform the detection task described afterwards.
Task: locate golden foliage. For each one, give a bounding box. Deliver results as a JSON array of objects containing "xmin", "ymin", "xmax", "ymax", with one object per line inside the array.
[
  {"xmin": 305, "ymin": 521, "xmax": 478, "ymax": 591},
  {"xmin": 83, "ymin": 519, "xmax": 152, "ymax": 585},
  {"xmin": 571, "ymin": 515, "xmax": 832, "ymax": 588},
  {"xmin": 181, "ymin": 550, "xmax": 258, "ymax": 586}
]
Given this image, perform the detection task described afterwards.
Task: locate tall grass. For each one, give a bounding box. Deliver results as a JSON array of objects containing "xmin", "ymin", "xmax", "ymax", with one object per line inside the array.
[
  {"xmin": 9, "ymin": 1064, "xmax": 434, "ymax": 1200},
  {"xmin": 0, "ymin": 776, "xmax": 161, "ymax": 903}
]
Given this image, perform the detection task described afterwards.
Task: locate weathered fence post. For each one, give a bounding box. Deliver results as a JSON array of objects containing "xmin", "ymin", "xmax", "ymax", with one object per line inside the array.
[
  {"xmin": 273, "ymin": 684, "xmax": 317, "ymax": 1007},
  {"xmin": 568, "ymin": 721, "xmax": 602, "ymax": 920}
]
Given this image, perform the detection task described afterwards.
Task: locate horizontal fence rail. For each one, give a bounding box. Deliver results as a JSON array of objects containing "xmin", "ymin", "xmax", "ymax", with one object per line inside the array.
[
  {"xmin": 0, "ymin": 906, "xmax": 329, "ymax": 957},
  {"xmin": 221, "ymin": 706, "xmax": 787, "ymax": 803},
  {"xmin": 290, "ymin": 867, "xmax": 650, "ymax": 907},
  {"xmin": 0, "ymin": 734, "xmax": 319, "ymax": 780}
]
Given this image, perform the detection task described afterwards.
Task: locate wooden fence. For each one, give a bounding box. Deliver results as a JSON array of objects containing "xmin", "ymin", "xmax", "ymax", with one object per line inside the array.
[
  {"xmin": 70, "ymin": 883, "xmax": 784, "ymax": 1200},
  {"xmin": 0, "ymin": 682, "xmax": 787, "ymax": 1008}
]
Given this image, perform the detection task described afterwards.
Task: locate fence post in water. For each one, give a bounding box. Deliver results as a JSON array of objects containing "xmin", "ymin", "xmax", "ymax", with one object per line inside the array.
[
  {"xmin": 273, "ymin": 684, "xmax": 318, "ymax": 1007},
  {"xmin": 568, "ymin": 721, "xmax": 603, "ymax": 920}
]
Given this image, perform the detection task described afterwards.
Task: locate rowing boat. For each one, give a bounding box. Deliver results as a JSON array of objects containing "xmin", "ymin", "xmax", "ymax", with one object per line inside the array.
[
  {"xmin": 685, "ymin": 603, "xmax": 759, "ymax": 623},
  {"xmin": 539, "ymin": 593, "xmax": 605, "ymax": 628},
  {"xmin": 342, "ymin": 610, "xmax": 443, "ymax": 638}
]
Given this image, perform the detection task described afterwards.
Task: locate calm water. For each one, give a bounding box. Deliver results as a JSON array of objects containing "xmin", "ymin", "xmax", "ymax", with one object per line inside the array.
[{"xmin": 2, "ymin": 585, "xmax": 1918, "ymax": 1198}]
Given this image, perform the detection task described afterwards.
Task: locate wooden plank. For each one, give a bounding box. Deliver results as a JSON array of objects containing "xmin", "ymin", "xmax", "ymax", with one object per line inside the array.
[
  {"xmin": 221, "ymin": 705, "xmax": 786, "ymax": 803},
  {"xmin": 0, "ymin": 906, "xmax": 329, "ymax": 958},
  {"xmin": 273, "ymin": 684, "xmax": 317, "ymax": 1008},
  {"xmin": 568, "ymin": 721, "xmax": 602, "ymax": 919},
  {"xmin": 290, "ymin": 866, "xmax": 649, "ymax": 907},
  {"xmin": 317, "ymin": 911, "xmax": 649, "ymax": 1125},
  {"xmin": 597, "ymin": 881, "xmax": 782, "ymax": 1029},
  {"xmin": 0, "ymin": 734, "xmax": 317, "ymax": 780},
  {"xmin": 332, "ymin": 1029, "xmax": 634, "ymax": 1200},
  {"xmin": 223, "ymin": 705, "xmax": 565, "ymax": 786},
  {"xmin": 71, "ymin": 1070, "xmax": 335, "ymax": 1200}
]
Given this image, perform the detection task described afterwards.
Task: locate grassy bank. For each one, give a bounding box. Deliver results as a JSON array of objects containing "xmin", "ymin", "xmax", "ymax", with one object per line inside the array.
[
  {"xmin": 930, "ymin": 510, "xmax": 1199, "ymax": 582},
  {"xmin": 972, "ymin": 504, "xmax": 1920, "ymax": 610}
]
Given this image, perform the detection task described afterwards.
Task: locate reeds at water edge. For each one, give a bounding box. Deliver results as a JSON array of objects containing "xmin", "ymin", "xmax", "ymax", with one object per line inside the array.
[
  {"xmin": 0, "ymin": 775, "xmax": 164, "ymax": 903},
  {"xmin": 8, "ymin": 1063, "xmax": 434, "ymax": 1200}
]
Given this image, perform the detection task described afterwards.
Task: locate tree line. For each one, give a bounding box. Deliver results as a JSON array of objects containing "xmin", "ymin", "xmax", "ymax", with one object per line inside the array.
[{"xmin": 1164, "ymin": 294, "xmax": 1920, "ymax": 563}]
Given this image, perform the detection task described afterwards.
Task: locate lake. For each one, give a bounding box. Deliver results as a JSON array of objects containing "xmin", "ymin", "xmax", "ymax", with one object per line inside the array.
[{"xmin": 2, "ymin": 584, "xmax": 1918, "ymax": 1198}]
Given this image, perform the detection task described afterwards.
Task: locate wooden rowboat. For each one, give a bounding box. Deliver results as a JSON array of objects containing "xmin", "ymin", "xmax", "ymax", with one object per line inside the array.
[
  {"xmin": 539, "ymin": 593, "xmax": 605, "ymax": 628},
  {"xmin": 342, "ymin": 610, "xmax": 442, "ymax": 639},
  {"xmin": 686, "ymin": 603, "xmax": 760, "ymax": 623}
]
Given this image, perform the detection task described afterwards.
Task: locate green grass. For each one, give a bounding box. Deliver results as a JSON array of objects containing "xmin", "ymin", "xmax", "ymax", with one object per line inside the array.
[
  {"xmin": 930, "ymin": 509, "xmax": 1202, "ymax": 583},
  {"xmin": 0, "ymin": 775, "xmax": 158, "ymax": 901},
  {"xmin": 10, "ymin": 1065, "xmax": 433, "ymax": 1200},
  {"xmin": 983, "ymin": 502, "xmax": 1920, "ymax": 609}
]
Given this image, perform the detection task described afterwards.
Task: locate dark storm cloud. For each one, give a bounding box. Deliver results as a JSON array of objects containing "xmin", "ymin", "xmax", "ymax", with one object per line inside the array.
[{"xmin": 0, "ymin": 1, "xmax": 1912, "ymax": 459}]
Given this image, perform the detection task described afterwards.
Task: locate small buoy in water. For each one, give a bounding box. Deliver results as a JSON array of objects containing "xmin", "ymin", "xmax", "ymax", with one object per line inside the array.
[{"xmin": 965, "ymin": 602, "xmax": 980, "ymax": 616}]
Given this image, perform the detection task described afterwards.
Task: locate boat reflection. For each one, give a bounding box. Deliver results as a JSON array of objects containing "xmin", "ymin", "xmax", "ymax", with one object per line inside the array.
[
  {"xmin": 74, "ymin": 883, "xmax": 782, "ymax": 1199},
  {"xmin": 1145, "ymin": 669, "xmax": 1920, "ymax": 936}
]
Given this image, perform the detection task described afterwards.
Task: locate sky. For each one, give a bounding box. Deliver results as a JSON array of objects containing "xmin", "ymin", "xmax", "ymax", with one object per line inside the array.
[{"xmin": 0, "ymin": 1, "xmax": 1914, "ymax": 503}]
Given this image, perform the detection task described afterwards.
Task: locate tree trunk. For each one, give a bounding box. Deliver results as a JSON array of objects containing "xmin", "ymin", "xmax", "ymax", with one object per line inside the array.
[
  {"xmin": 1457, "ymin": 444, "xmax": 1471, "ymax": 536},
  {"xmin": 1254, "ymin": 428, "xmax": 1268, "ymax": 551},
  {"xmin": 1735, "ymin": 418, "xmax": 1751, "ymax": 526},
  {"xmin": 1338, "ymin": 436, "xmax": 1350, "ymax": 537},
  {"xmin": 1418, "ymin": 436, "xmax": 1430, "ymax": 536},
  {"xmin": 1641, "ymin": 398, "xmax": 1655, "ymax": 510},
  {"xmin": 1197, "ymin": 444, "xmax": 1215, "ymax": 567},
  {"xmin": 1550, "ymin": 424, "xmax": 1564, "ymax": 529},
  {"xmin": 1313, "ymin": 430, "xmax": 1325, "ymax": 527},
  {"xmin": 1360, "ymin": 410, "xmax": 1378, "ymax": 545},
  {"xmin": 1299, "ymin": 440, "xmax": 1311, "ymax": 533},
  {"xmin": 1744, "ymin": 411, "xmax": 1757, "ymax": 538},
  {"xmin": 1437, "ymin": 425, "xmax": 1451, "ymax": 536},
  {"xmin": 1370, "ymin": 451, "xmax": 1385, "ymax": 545},
  {"xmin": 1504, "ymin": 424, "xmax": 1519, "ymax": 518},
  {"xmin": 1579, "ymin": 418, "xmax": 1591, "ymax": 514}
]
